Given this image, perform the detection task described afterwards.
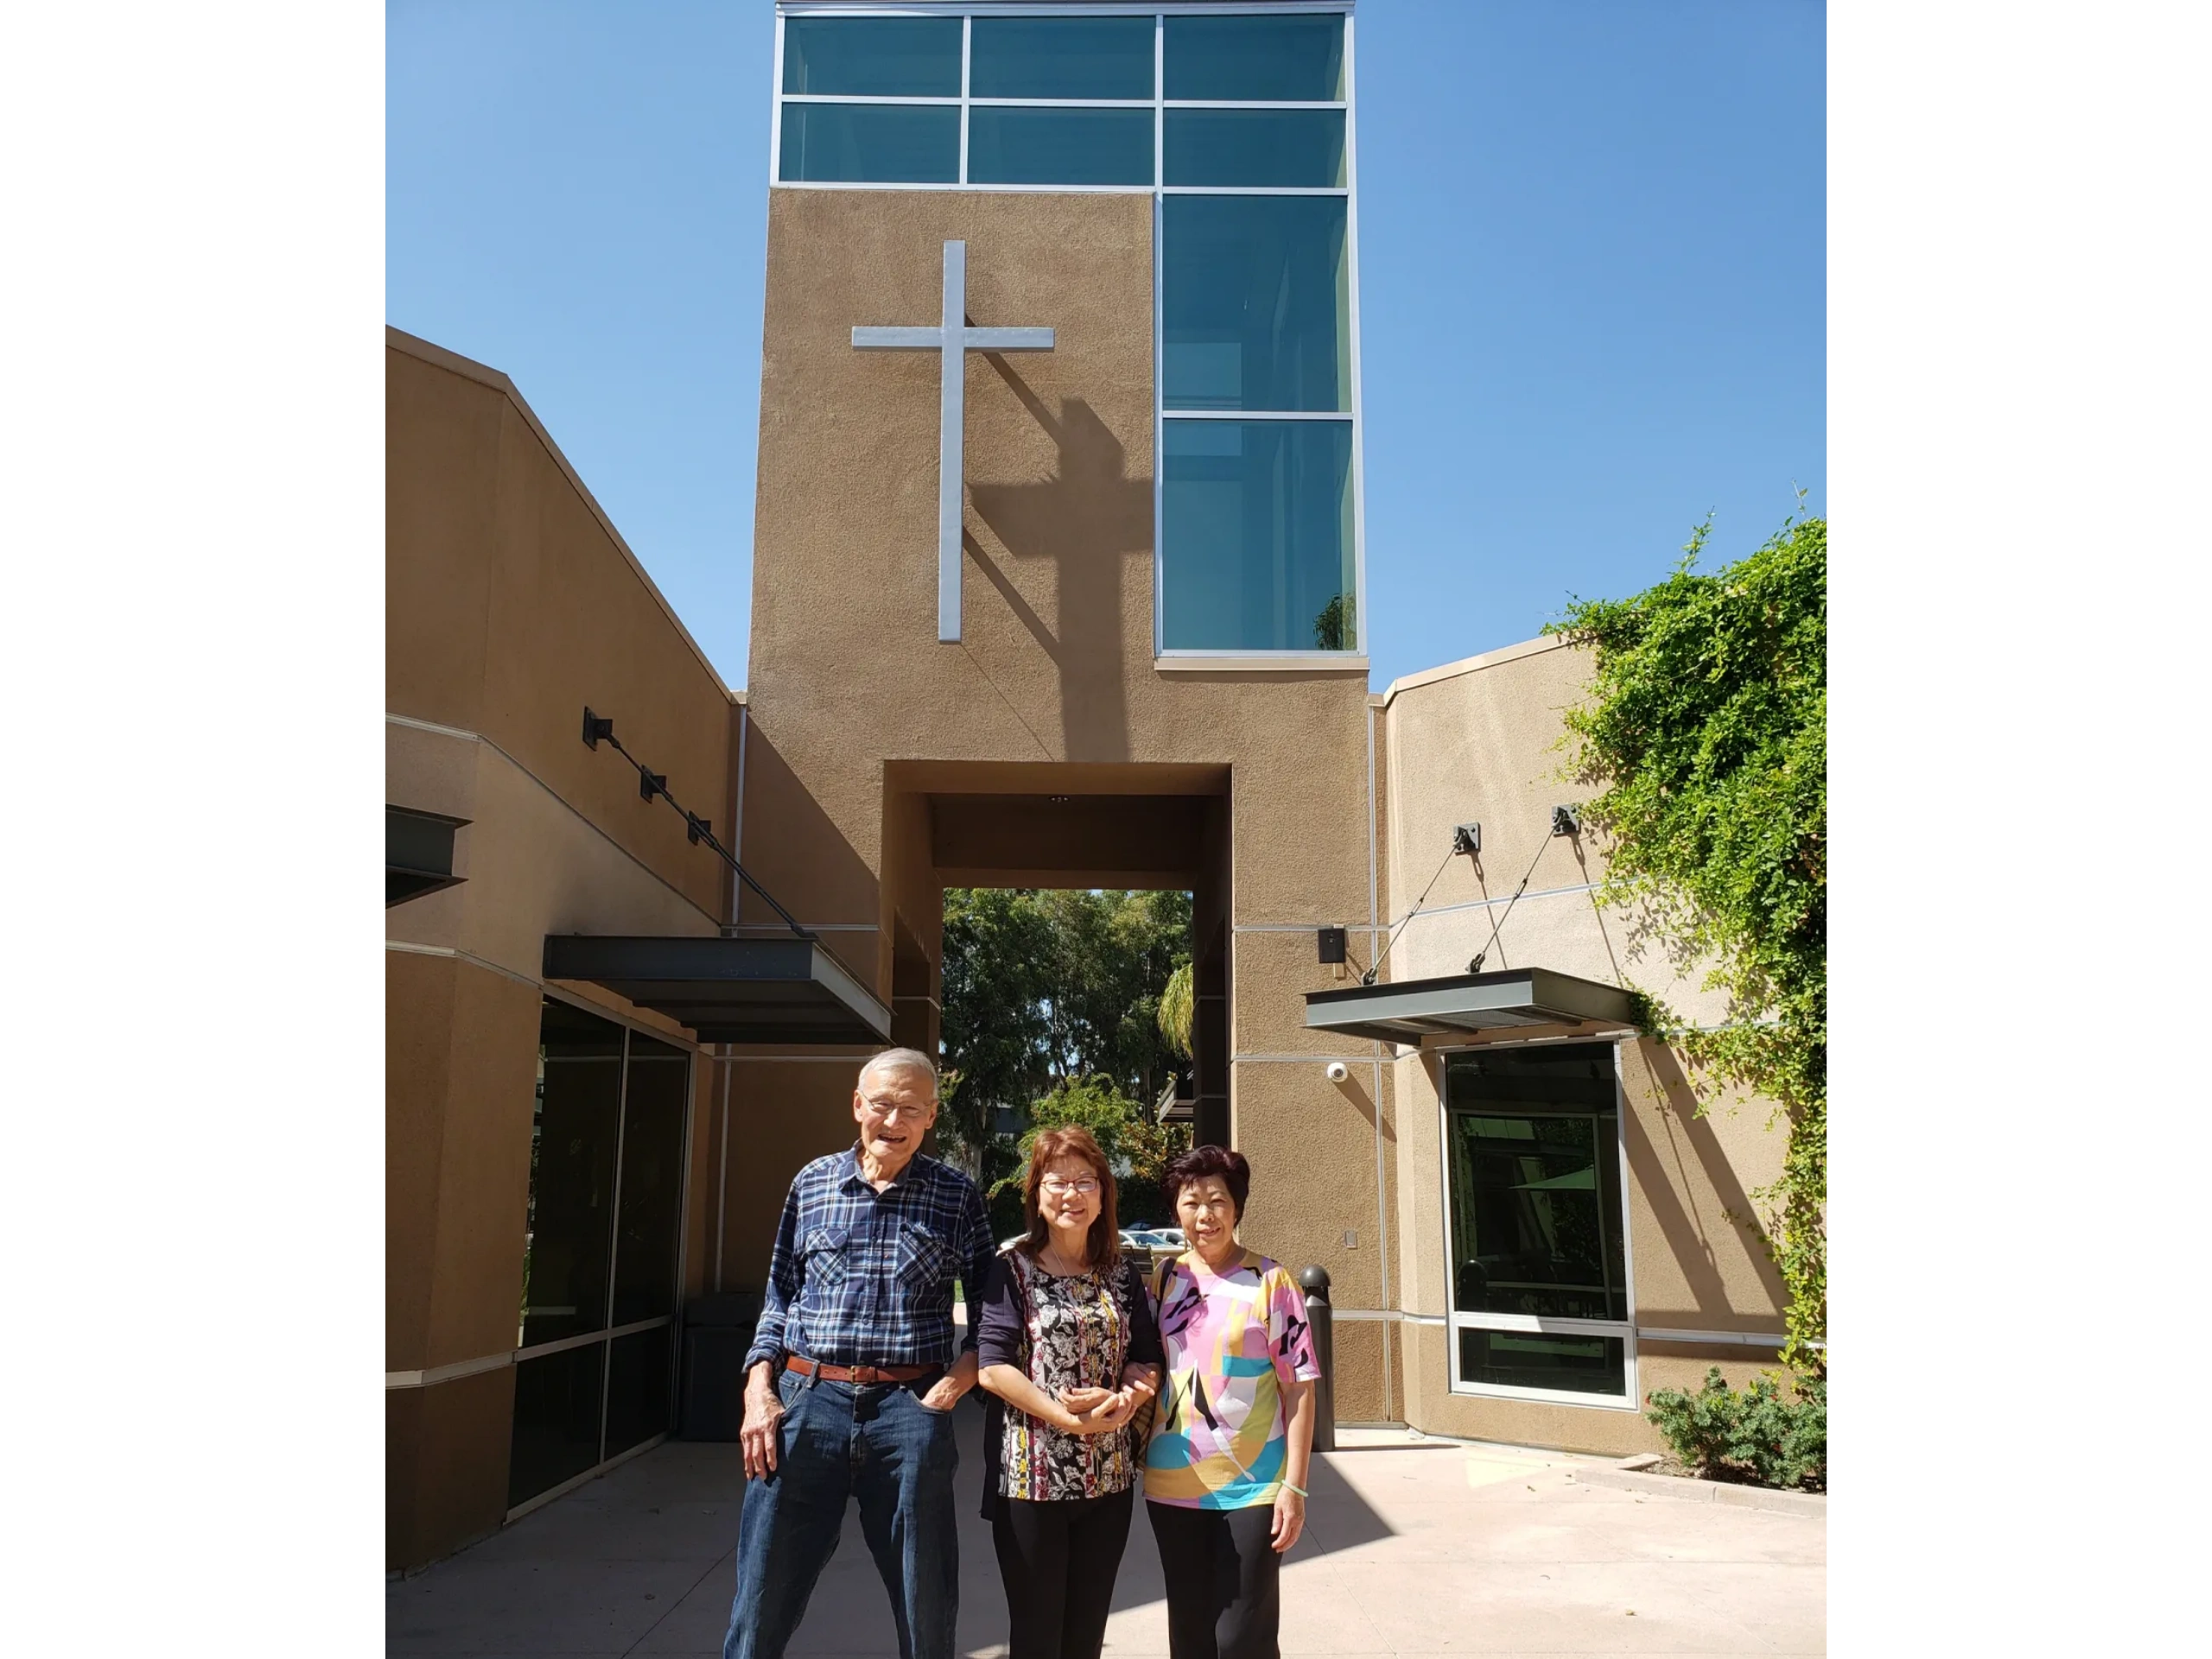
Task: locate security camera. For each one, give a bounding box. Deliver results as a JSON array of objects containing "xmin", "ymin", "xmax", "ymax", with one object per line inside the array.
[{"xmin": 1325, "ymin": 1061, "xmax": 1350, "ymax": 1084}]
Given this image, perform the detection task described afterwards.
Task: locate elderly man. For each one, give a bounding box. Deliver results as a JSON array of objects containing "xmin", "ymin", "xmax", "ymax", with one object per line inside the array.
[{"xmin": 722, "ymin": 1047, "xmax": 994, "ymax": 1659}]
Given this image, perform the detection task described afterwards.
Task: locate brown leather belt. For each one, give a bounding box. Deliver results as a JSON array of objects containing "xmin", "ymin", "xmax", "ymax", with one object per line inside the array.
[{"xmin": 785, "ymin": 1355, "xmax": 933, "ymax": 1385}]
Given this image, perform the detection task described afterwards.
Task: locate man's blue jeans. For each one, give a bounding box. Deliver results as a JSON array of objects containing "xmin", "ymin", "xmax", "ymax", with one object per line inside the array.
[{"xmin": 721, "ymin": 1367, "xmax": 961, "ymax": 1659}]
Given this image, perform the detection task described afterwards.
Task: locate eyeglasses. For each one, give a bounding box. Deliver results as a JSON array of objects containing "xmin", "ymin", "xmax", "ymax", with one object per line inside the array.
[
  {"xmin": 1039, "ymin": 1177, "xmax": 1100, "ymax": 1196},
  {"xmin": 860, "ymin": 1096, "xmax": 933, "ymax": 1122}
]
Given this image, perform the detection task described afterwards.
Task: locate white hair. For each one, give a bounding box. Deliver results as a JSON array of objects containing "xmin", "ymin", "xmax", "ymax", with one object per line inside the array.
[{"xmin": 858, "ymin": 1047, "xmax": 939, "ymax": 1093}]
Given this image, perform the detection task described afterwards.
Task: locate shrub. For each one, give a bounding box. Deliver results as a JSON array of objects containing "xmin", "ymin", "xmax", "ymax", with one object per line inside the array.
[{"xmin": 1644, "ymin": 1366, "xmax": 1825, "ymax": 1491}]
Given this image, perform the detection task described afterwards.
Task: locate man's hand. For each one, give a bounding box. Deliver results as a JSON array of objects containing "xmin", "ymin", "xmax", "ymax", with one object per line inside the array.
[
  {"xmin": 741, "ymin": 1363, "xmax": 785, "ymax": 1480},
  {"xmin": 919, "ymin": 1349, "xmax": 978, "ymax": 1413}
]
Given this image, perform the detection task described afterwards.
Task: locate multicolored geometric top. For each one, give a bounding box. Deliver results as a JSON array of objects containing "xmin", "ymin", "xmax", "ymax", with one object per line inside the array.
[
  {"xmin": 1143, "ymin": 1249, "xmax": 1322, "ymax": 1510},
  {"xmin": 977, "ymin": 1247, "xmax": 1161, "ymax": 1509}
]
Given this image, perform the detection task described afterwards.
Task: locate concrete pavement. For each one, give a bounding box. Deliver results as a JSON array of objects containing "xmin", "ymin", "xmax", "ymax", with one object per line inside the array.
[{"xmin": 387, "ymin": 1401, "xmax": 1824, "ymax": 1656}]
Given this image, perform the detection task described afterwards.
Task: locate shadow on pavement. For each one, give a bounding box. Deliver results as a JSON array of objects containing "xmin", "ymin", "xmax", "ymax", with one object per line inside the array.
[{"xmin": 388, "ymin": 1392, "xmax": 1398, "ymax": 1657}]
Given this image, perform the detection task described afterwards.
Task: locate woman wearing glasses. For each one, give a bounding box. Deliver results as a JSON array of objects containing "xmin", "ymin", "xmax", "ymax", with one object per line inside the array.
[
  {"xmin": 976, "ymin": 1127, "xmax": 1162, "ymax": 1659},
  {"xmin": 1141, "ymin": 1146, "xmax": 1320, "ymax": 1659}
]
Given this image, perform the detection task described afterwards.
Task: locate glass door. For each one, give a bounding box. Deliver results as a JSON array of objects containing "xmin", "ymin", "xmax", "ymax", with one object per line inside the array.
[{"xmin": 508, "ymin": 998, "xmax": 690, "ymax": 1510}]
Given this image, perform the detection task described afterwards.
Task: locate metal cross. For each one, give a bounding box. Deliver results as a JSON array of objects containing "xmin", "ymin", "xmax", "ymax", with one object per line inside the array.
[{"xmin": 852, "ymin": 240, "xmax": 1055, "ymax": 643}]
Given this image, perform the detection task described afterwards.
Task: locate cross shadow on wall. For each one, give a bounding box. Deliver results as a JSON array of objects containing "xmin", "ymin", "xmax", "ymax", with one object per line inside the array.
[{"xmin": 966, "ymin": 350, "xmax": 1152, "ymax": 763}]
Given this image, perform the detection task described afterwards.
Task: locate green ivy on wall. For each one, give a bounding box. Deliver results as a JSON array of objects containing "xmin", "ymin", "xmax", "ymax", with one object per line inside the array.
[{"xmin": 1547, "ymin": 507, "xmax": 1827, "ymax": 1374}]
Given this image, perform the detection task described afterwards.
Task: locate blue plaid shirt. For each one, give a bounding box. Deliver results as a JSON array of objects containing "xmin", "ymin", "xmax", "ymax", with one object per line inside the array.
[{"xmin": 744, "ymin": 1147, "xmax": 994, "ymax": 1372}]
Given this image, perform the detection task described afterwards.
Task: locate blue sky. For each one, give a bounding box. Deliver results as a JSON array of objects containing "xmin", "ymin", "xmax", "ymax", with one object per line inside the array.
[{"xmin": 388, "ymin": 1, "xmax": 1824, "ymax": 692}]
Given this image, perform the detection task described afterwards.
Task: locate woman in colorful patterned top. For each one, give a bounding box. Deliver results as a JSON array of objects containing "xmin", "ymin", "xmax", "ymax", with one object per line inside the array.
[
  {"xmin": 976, "ymin": 1127, "xmax": 1162, "ymax": 1659},
  {"xmin": 1141, "ymin": 1146, "xmax": 1320, "ymax": 1659}
]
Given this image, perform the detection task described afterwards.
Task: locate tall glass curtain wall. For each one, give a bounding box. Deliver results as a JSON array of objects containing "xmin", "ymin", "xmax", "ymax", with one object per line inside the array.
[
  {"xmin": 1442, "ymin": 1046, "xmax": 1634, "ymax": 1402},
  {"xmin": 510, "ymin": 998, "xmax": 690, "ymax": 1508},
  {"xmin": 775, "ymin": 9, "xmax": 1358, "ymax": 655}
]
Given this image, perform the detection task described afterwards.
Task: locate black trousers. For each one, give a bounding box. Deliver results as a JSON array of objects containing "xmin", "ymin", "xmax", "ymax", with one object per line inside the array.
[
  {"xmin": 990, "ymin": 1488, "xmax": 1135, "ymax": 1659},
  {"xmin": 1146, "ymin": 1501, "xmax": 1281, "ymax": 1659}
]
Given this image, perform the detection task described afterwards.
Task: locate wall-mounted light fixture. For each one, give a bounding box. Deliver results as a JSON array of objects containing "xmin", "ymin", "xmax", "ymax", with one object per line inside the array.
[
  {"xmin": 1325, "ymin": 1061, "xmax": 1350, "ymax": 1084},
  {"xmin": 1317, "ymin": 925, "xmax": 1347, "ymax": 965}
]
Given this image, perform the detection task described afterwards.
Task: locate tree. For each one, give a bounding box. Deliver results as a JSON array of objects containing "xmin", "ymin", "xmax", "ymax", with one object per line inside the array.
[
  {"xmin": 1158, "ymin": 961, "xmax": 1194, "ymax": 1062},
  {"xmin": 986, "ymin": 1074, "xmax": 1146, "ymax": 1241},
  {"xmin": 940, "ymin": 888, "xmax": 1192, "ymax": 1154},
  {"xmin": 1546, "ymin": 508, "xmax": 1826, "ymax": 1374},
  {"xmin": 1028, "ymin": 888, "xmax": 1192, "ymax": 1099},
  {"xmin": 938, "ymin": 888, "xmax": 1056, "ymax": 1155},
  {"xmin": 944, "ymin": 889, "xmax": 1196, "ymax": 1236},
  {"xmin": 1313, "ymin": 592, "xmax": 1355, "ymax": 651},
  {"xmin": 989, "ymin": 1073, "xmax": 1190, "ymax": 1237}
]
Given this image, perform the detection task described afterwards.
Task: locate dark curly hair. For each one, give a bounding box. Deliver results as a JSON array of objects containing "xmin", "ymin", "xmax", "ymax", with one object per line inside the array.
[{"xmin": 1162, "ymin": 1144, "xmax": 1251, "ymax": 1222}]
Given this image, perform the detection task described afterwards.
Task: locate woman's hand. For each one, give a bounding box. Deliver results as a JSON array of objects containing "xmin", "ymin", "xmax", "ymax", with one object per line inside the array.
[
  {"xmin": 1269, "ymin": 1484, "xmax": 1306, "ymax": 1553},
  {"xmin": 1117, "ymin": 1364, "xmax": 1160, "ymax": 1403},
  {"xmin": 1058, "ymin": 1385, "xmax": 1116, "ymax": 1414},
  {"xmin": 1058, "ymin": 1387, "xmax": 1141, "ymax": 1434}
]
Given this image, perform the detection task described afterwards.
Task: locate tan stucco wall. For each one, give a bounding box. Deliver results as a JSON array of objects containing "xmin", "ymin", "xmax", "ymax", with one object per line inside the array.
[
  {"xmin": 1617, "ymin": 1039, "xmax": 1789, "ymax": 1332},
  {"xmin": 388, "ymin": 1364, "xmax": 517, "ymax": 1572},
  {"xmin": 386, "ymin": 721, "xmax": 726, "ymax": 988},
  {"xmin": 387, "ymin": 332, "xmax": 735, "ymax": 1569},
  {"xmin": 388, "ymin": 333, "xmax": 736, "ymax": 930},
  {"xmin": 1376, "ymin": 637, "xmax": 1729, "ymax": 1018},
  {"xmin": 1376, "ymin": 637, "xmax": 1794, "ymax": 1442},
  {"xmin": 386, "ymin": 950, "xmax": 543, "ymax": 1377},
  {"xmin": 702, "ymin": 1056, "xmax": 876, "ymax": 1294},
  {"xmin": 385, "ymin": 948, "xmax": 540, "ymax": 1570},
  {"xmin": 733, "ymin": 189, "xmax": 1385, "ymax": 1313}
]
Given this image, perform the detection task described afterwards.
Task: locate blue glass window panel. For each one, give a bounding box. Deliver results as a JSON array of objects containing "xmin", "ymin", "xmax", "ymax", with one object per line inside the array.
[
  {"xmin": 1166, "ymin": 110, "xmax": 1346, "ymax": 188},
  {"xmin": 1163, "ymin": 195, "xmax": 1349, "ymax": 411},
  {"xmin": 1162, "ymin": 419, "xmax": 1356, "ymax": 652},
  {"xmin": 968, "ymin": 108, "xmax": 1154, "ymax": 187},
  {"xmin": 1164, "ymin": 15, "xmax": 1345, "ymax": 102},
  {"xmin": 971, "ymin": 16, "xmax": 1155, "ymax": 99},
  {"xmin": 782, "ymin": 17, "xmax": 962, "ymax": 97},
  {"xmin": 779, "ymin": 104, "xmax": 959, "ymax": 184}
]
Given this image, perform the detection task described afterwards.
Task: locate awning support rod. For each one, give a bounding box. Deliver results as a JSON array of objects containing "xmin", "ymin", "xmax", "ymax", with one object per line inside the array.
[{"xmin": 581, "ymin": 706, "xmax": 814, "ymax": 943}]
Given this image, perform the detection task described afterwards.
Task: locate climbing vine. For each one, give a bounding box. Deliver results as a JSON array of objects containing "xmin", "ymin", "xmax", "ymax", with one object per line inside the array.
[{"xmin": 1547, "ymin": 508, "xmax": 1826, "ymax": 1374}]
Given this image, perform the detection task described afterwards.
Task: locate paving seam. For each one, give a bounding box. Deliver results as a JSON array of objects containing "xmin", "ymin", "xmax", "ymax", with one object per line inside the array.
[{"xmin": 618, "ymin": 1544, "xmax": 736, "ymax": 1658}]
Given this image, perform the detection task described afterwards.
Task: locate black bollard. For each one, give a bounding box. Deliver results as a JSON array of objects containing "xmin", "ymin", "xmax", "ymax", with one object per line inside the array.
[{"xmin": 1299, "ymin": 1264, "xmax": 1336, "ymax": 1453}]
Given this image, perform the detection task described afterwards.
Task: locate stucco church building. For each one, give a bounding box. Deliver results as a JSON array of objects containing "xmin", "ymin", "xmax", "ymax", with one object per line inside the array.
[{"xmin": 387, "ymin": 0, "xmax": 1791, "ymax": 1572}]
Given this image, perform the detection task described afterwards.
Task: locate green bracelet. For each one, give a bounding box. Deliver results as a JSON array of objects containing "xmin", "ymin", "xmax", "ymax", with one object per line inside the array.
[{"xmin": 1283, "ymin": 1482, "xmax": 1308, "ymax": 1498}]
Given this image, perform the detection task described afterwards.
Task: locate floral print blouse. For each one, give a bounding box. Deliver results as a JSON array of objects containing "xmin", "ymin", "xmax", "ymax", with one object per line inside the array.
[{"xmin": 977, "ymin": 1246, "xmax": 1163, "ymax": 1510}]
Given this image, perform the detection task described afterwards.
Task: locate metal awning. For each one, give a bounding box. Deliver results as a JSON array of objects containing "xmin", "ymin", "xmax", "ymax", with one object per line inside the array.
[
  {"xmin": 543, "ymin": 934, "xmax": 893, "ymax": 1046},
  {"xmin": 1304, "ymin": 967, "xmax": 1637, "ymax": 1045},
  {"xmin": 388, "ymin": 805, "xmax": 468, "ymax": 907}
]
